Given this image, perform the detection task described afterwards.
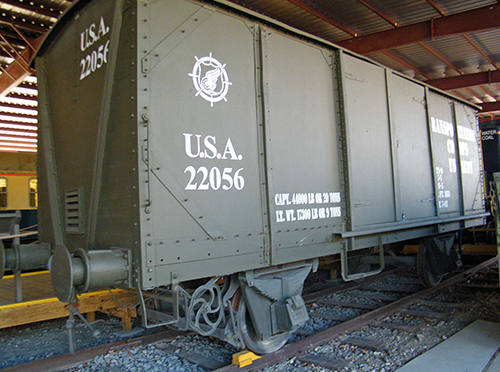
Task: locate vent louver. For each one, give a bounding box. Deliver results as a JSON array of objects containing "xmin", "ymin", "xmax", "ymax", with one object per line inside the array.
[{"xmin": 65, "ymin": 189, "xmax": 84, "ymax": 234}]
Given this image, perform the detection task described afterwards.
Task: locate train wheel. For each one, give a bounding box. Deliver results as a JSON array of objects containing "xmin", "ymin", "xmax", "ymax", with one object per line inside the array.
[
  {"xmin": 417, "ymin": 235, "xmax": 458, "ymax": 287},
  {"xmin": 417, "ymin": 239, "xmax": 442, "ymax": 287},
  {"xmin": 234, "ymin": 292, "xmax": 291, "ymax": 354}
]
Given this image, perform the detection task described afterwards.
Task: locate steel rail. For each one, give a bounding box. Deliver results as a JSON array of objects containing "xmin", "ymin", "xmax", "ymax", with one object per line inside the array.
[
  {"xmin": 1, "ymin": 330, "xmax": 183, "ymax": 372},
  {"xmin": 215, "ymin": 256, "xmax": 499, "ymax": 372},
  {"xmin": 302, "ymin": 267, "xmax": 404, "ymax": 304},
  {"xmin": 2, "ymin": 258, "xmax": 496, "ymax": 372}
]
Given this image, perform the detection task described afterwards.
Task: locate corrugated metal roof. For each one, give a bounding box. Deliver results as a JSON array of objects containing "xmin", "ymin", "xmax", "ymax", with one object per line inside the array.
[
  {"xmin": 231, "ymin": 0, "xmax": 351, "ymax": 40},
  {"xmin": 370, "ymin": 0, "xmax": 441, "ymax": 25},
  {"xmin": 470, "ymin": 29, "xmax": 500, "ymax": 63},
  {"xmin": 437, "ymin": 0, "xmax": 497, "ymax": 15},
  {"xmin": 424, "ymin": 35, "xmax": 482, "ymax": 71},
  {"xmin": 303, "ymin": 0, "xmax": 394, "ymax": 36}
]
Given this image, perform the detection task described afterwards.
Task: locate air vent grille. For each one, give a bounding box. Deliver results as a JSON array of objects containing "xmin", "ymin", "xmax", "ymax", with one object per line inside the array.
[{"xmin": 65, "ymin": 189, "xmax": 84, "ymax": 234}]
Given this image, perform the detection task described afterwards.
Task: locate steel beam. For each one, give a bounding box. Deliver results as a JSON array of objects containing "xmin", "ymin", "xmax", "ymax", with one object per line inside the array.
[
  {"xmin": 0, "ymin": 36, "xmax": 42, "ymax": 98},
  {"xmin": 337, "ymin": 4, "xmax": 500, "ymax": 54},
  {"xmin": 428, "ymin": 70, "xmax": 500, "ymax": 91},
  {"xmin": 480, "ymin": 101, "xmax": 500, "ymax": 114}
]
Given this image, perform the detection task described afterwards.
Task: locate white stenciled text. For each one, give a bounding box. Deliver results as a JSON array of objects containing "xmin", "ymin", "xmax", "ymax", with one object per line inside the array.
[
  {"xmin": 183, "ymin": 133, "xmax": 243, "ymax": 161},
  {"xmin": 183, "ymin": 133, "xmax": 245, "ymax": 191},
  {"xmin": 184, "ymin": 166, "xmax": 244, "ymax": 191},
  {"xmin": 79, "ymin": 17, "xmax": 110, "ymax": 80},
  {"xmin": 435, "ymin": 166, "xmax": 451, "ymax": 209},
  {"xmin": 274, "ymin": 191, "xmax": 341, "ymax": 223}
]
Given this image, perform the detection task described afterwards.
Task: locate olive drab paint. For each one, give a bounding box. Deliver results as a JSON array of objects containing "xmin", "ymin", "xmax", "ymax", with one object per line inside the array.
[
  {"xmin": 36, "ymin": 0, "xmax": 487, "ymax": 354},
  {"xmin": 37, "ymin": 0, "xmax": 486, "ymax": 294},
  {"xmin": 79, "ymin": 17, "xmax": 111, "ymax": 80}
]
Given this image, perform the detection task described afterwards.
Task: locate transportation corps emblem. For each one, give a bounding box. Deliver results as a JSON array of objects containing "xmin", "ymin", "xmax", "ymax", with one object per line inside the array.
[{"xmin": 189, "ymin": 53, "xmax": 232, "ymax": 107}]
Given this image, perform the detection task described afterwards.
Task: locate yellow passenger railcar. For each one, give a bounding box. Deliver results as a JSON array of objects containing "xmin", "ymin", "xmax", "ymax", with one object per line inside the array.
[
  {"xmin": 0, "ymin": 153, "xmax": 38, "ymax": 237},
  {"xmin": 0, "ymin": 174, "xmax": 37, "ymax": 211}
]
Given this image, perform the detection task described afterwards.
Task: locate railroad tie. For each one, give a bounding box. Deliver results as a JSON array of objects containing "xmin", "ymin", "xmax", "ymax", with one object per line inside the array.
[
  {"xmin": 340, "ymin": 336, "xmax": 386, "ymax": 352},
  {"xmin": 297, "ymin": 353, "xmax": 349, "ymax": 369},
  {"xmin": 318, "ymin": 299, "xmax": 379, "ymax": 310},
  {"xmin": 158, "ymin": 344, "xmax": 226, "ymax": 370}
]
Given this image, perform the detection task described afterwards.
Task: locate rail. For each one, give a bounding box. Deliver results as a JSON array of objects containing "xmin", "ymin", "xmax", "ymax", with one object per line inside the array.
[{"xmin": 215, "ymin": 256, "xmax": 499, "ymax": 371}]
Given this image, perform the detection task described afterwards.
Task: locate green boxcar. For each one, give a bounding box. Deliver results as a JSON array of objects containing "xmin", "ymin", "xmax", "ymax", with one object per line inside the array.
[{"xmin": 36, "ymin": 0, "xmax": 487, "ymax": 353}]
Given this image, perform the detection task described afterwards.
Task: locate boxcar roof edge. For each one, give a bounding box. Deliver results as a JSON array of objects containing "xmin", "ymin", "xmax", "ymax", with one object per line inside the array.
[
  {"xmin": 32, "ymin": 0, "xmax": 481, "ymax": 112},
  {"xmin": 30, "ymin": 0, "xmax": 96, "ymax": 64}
]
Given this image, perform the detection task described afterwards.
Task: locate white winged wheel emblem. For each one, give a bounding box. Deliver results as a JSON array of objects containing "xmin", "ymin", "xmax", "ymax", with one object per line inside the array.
[{"xmin": 189, "ymin": 53, "xmax": 232, "ymax": 107}]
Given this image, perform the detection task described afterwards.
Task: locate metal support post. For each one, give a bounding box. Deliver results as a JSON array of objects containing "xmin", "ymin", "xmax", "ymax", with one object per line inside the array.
[
  {"xmin": 12, "ymin": 218, "xmax": 21, "ymax": 302},
  {"xmin": 494, "ymin": 173, "xmax": 500, "ymax": 291},
  {"xmin": 14, "ymin": 271, "xmax": 22, "ymax": 302},
  {"xmin": 66, "ymin": 305, "xmax": 77, "ymax": 355},
  {"xmin": 66, "ymin": 303, "xmax": 101, "ymax": 355}
]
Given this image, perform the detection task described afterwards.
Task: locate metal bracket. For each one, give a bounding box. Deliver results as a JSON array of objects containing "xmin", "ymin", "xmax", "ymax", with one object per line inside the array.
[
  {"xmin": 67, "ymin": 304, "xmax": 101, "ymax": 355},
  {"xmin": 136, "ymin": 277, "xmax": 188, "ymax": 329},
  {"xmin": 341, "ymin": 236, "xmax": 385, "ymax": 281}
]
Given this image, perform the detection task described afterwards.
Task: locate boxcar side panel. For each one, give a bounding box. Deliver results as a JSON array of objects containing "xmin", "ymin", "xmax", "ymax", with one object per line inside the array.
[
  {"xmin": 142, "ymin": 2, "xmax": 267, "ymax": 286},
  {"xmin": 427, "ymin": 92, "xmax": 461, "ymax": 216},
  {"xmin": 389, "ymin": 73, "xmax": 436, "ymax": 221},
  {"xmin": 343, "ymin": 54, "xmax": 396, "ymax": 228},
  {"xmin": 455, "ymin": 103, "xmax": 485, "ymax": 214},
  {"xmin": 262, "ymin": 31, "xmax": 343, "ymax": 264}
]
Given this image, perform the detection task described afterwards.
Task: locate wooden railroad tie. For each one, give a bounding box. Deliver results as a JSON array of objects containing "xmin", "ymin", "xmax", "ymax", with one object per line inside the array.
[
  {"xmin": 297, "ymin": 353, "xmax": 349, "ymax": 370},
  {"xmin": 158, "ymin": 343, "xmax": 227, "ymax": 369},
  {"xmin": 0, "ymin": 289, "xmax": 139, "ymax": 331}
]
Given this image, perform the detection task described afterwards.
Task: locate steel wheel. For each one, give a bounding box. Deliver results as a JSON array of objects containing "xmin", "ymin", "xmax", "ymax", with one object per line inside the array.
[
  {"xmin": 235, "ymin": 293, "xmax": 291, "ymax": 354},
  {"xmin": 417, "ymin": 239, "xmax": 442, "ymax": 287}
]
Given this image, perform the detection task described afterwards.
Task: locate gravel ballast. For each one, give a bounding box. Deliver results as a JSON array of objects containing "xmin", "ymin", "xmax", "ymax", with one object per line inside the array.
[{"xmin": 1, "ymin": 268, "xmax": 500, "ymax": 371}]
